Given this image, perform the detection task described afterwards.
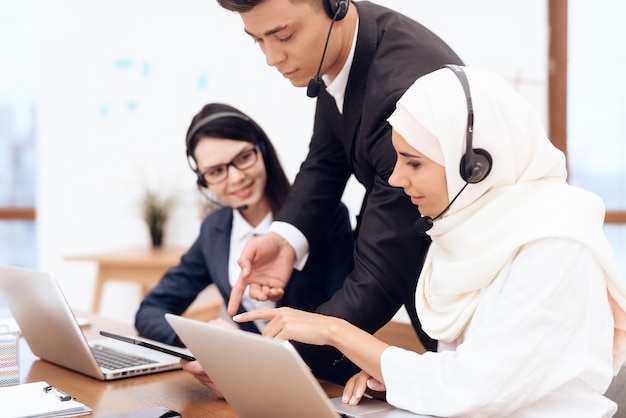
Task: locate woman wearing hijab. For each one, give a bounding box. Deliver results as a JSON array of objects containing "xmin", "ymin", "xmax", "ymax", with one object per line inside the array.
[{"xmin": 233, "ymin": 67, "xmax": 626, "ymax": 417}]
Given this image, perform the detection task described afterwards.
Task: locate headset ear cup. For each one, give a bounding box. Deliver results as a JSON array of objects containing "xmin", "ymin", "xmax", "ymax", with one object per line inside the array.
[
  {"xmin": 460, "ymin": 148, "xmax": 492, "ymax": 184},
  {"xmin": 323, "ymin": 0, "xmax": 349, "ymax": 20}
]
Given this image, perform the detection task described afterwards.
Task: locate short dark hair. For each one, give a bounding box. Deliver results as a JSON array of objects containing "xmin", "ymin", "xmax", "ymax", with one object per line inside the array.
[
  {"xmin": 186, "ymin": 103, "xmax": 290, "ymax": 215},
  {"xmin": 217, "ymin": 0, "xmax": 322, "ymax": 13}
]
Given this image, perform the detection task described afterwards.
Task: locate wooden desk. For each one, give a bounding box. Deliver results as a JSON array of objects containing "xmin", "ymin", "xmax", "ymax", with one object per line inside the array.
[
  {"xmin": 66, "ymin": 247, "xmax": 186, "ymax": 313},
  {"xmin": 20, "ymin": 311, "xmax": 344, "ymax": 417}
]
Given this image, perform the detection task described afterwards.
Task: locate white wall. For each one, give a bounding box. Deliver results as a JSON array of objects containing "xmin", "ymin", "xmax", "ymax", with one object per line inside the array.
[{"xmin": 37, "ymin": 0, "xmax": 548, "ymax": 323}]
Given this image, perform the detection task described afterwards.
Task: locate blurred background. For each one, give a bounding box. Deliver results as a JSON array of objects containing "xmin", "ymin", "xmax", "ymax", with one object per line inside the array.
[{"xmin": 1, "ymin": 0, "xmax": 624, "ymax": 324}]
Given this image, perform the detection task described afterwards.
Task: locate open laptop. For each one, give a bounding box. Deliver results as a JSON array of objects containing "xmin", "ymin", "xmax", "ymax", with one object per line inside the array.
[
  {"xmin": 165, "ymin": 313, "xmax": 431, "ymax": 418},
  {"xmin": 0, "ymin": 264, "xmax": 184, "ymax": 380}
]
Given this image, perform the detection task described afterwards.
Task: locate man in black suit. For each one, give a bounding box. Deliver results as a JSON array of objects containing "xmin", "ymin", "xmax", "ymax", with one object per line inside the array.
[{"xmin": 219, "ymin": 0, "xmax": 463, "ymax": 382}]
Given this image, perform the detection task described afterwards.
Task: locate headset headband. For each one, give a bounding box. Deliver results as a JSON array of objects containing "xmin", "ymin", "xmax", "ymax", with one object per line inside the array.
[
  {"xmin": 444, "ymin": 64, "xmax": 492, "ymax": 184},
  {"xmin": 186, "ymin": 111, "xmax": 251, "ymax": 154}
]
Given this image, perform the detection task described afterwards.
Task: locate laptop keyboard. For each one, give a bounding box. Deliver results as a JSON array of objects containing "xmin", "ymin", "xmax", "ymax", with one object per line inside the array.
[{"xmin": 91, "ymin": 344, "xmax": 157, "ymax": 370}]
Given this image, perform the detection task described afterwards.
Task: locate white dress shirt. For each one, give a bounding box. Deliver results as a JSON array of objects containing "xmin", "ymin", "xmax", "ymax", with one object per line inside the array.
[{"xmin": 230, "ymin": 209, "xmax": 276, "ymax": 330}]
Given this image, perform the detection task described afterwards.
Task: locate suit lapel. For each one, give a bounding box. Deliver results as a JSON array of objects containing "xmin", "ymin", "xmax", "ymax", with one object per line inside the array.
[{"xmin": 343, "ymin": 2, "xmax": 377, "ymax": 160}]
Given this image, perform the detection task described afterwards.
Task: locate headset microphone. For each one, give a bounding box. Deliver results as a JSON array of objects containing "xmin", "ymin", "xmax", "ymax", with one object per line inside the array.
[
  {"xmin": 414, "ymin": 181, "xmax": 469, "ymax": 234},
  {"xmin": 413, "ymin": 216, "xmax": 434, "ymax": 235},
  {"xmin": 307, "ymin": 0, "xmax": 348, "ymax": 98},
  {"xmin": 306, "ymin": 75, "xmax": 322, "ymax": 99},
  {"xmin": 197, "ymin": 185, "xmax": 249, "ymax": 211}
]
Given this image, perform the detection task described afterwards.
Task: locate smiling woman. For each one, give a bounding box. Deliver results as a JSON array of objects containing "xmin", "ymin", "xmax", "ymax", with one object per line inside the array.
[{"xmin": 134, "ymin": 102, "xmax": 356, "ymax": 395}]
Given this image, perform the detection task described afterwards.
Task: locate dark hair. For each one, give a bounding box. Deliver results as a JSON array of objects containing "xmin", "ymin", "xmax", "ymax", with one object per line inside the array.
[
  {"xmin": 186, "ymin": 103, "xmax": 290, "ymax": 215},
  {"xmin": 217, "ymin": 0, "xmax": 322, "ymax": 13}
]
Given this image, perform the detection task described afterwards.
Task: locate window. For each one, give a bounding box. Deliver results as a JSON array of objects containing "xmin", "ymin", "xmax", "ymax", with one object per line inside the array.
[
  {"xmin": 550, "ymin": 0, "xmax": 626, "ymax": 279},
  {"xmin": 0, "ymin": 1, "xmax": 38, "ymax": 269}
]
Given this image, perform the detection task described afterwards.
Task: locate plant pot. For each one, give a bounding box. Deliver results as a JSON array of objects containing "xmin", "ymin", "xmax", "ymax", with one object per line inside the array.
[{"xmin": 150, "ymin": 229, "xmax": 164, "ymax": 247}]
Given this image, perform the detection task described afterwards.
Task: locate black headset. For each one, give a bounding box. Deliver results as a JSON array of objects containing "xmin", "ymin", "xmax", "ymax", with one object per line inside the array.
[
  {"xmin": 414, "ymin": 66, "xmax": 493, "ymax": 233},
  {"xmin": 185, "ymin": 111, "xmax": 264, "ymax": 188},
  {"xmin": 445, "ymin": 64, "xmax": 492, "ymax": 184},
  {"xmin": 307, "ymin": 0, "xmax": 349, "ymax": 97},
  {"xmin": 323, "ymin": 0, "xmax": 349, "ymax": 20}
]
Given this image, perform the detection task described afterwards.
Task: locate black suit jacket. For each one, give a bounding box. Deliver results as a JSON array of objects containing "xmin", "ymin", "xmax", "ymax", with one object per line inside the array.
[
  {"xmin": 275, "ymin": 1, "xmax": 463, "ymax": 380},
  {"xmin": 135, "ymin": 203, "xmax": 354, "ymax": 347}
]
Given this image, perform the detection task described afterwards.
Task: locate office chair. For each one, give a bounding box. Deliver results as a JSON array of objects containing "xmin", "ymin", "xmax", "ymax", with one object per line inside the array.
[{"xmin": 606, "ymin": 365, "xmax": 626, "ymax": 418}]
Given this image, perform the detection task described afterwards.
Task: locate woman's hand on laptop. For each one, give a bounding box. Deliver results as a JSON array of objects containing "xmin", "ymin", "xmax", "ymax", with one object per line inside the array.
[
  {"xmin": 343, "ymin": 371, "xmax": 387, "ymax": 406},
  {"xmin": 234, "ymin": 307, "xmax": 390, "ymax": 388},
  {"xmin": 180, "ymin": 359, "xmax": 224, "ymax": 399},
  {"xmin": 208, "ymin": 317, "xmax": 239, "ymax": 330}
]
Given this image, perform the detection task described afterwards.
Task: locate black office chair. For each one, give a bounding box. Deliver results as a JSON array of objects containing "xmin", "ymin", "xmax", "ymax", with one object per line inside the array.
[{"xmin": 606, "ymin": 365, "xmax": 626, "ymax": 418}]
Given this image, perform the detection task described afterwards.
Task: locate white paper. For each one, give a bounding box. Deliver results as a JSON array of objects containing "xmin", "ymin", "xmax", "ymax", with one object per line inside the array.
[{"xmin": 0, "ymin": 381, "xmax": 92, "ymax": 418}]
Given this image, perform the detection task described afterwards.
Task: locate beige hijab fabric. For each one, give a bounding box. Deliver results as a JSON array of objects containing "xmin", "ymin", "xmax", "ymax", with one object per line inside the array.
[{"xmin": 388, "ymin": 66, "xmax": 626, "ymax": 373}]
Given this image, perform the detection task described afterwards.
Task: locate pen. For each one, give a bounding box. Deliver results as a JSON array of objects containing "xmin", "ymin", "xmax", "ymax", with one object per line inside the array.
[{"xmin": 43, "ymin": 385, "xmax": 74, "ymax": 401}]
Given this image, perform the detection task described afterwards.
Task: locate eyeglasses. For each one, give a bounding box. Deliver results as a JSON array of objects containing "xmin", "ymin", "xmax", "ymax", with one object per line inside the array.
[{"xmin": 200, "ymin": 145, "xmax": 260, "ymax": 185}]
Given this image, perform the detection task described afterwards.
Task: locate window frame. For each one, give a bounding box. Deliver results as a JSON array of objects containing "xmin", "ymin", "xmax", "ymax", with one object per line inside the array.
[
  {"xmin": 0, "ymin": 208, "xmax": 36, "ymax": 221},
  {"xmin": 548, "ymin": 0, "xmax": 625, "ymax": 224}
]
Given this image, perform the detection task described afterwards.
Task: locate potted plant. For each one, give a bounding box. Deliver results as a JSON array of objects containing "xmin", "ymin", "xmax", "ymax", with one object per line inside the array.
[{"xmin": 141, "ymin": 188, "xmax": 176, "ymax": 247}]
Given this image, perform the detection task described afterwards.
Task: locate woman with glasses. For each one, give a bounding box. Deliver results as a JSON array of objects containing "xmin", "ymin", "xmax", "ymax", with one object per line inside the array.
[{"xmin": 134, "ymin": 103, "xmax": 355, "ymax": 395}]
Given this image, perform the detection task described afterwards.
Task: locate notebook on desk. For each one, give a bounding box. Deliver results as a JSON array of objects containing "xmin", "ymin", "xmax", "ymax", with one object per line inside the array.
[
  {"xmin": 165, "ymin": 313, "xmax": 430, "ymax": 418},
  {"xmin": 0, "ymin": 264, "xmax": 183, "ymax": 381}
]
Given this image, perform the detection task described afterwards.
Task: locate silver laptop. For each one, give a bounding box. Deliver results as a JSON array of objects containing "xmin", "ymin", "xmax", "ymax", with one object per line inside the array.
[
  {"xmin": 0, "ymin": 264, "xmax": 183, "ymax": 380},
  {"xmin": 165, "ymin": 313, "xmax": 431, "ymax": 418}
]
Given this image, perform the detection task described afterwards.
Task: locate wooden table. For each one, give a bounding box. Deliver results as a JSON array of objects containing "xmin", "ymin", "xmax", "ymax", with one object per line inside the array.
[
  {"xmin": 66, "ymin": 247, "xmax": 186, "ymax": 313},
  {"xmin": 19, "ymin": 311, "xmax": 344, "ymax": 417}
]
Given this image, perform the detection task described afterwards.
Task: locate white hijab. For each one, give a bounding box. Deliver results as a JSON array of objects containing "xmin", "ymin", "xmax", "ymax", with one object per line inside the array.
[{"xmin": 388, "ymin": 66, "xmax": 626, "ymax": 373}]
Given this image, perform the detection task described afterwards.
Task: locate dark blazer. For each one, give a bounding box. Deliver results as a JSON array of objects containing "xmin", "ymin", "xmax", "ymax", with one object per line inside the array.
[
  {"xmin": 135, "ymin": 203, "xmax": 354, "ymax": 347},
  {"xmin": 275, "ymin": 1, "xmax": 463, "ymax": 380}
]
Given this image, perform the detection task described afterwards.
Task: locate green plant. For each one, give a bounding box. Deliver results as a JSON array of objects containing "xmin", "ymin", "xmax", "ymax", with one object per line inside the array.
[{"xmin": 141, "ymin": 189, "xmax": 176, "ymax": 246}]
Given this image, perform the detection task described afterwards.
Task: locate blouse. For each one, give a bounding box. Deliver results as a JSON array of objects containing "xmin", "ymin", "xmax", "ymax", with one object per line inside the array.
[{"xmin": 382, "ymin": 238, "xmax": 617, "ymax": 417}]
